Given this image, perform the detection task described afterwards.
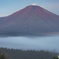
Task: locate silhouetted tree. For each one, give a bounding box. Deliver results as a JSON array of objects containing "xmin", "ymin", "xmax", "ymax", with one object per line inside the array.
[
  {"xmin": 0, "ymin": 54, "xmax": 6, "ymax": 59},
  {"xmin": 0, "ymin": 48, "xmax": 11, "ymax": 59}
]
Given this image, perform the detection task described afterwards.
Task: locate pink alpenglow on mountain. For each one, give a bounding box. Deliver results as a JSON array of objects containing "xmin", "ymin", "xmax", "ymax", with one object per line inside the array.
[{"xmin": 0, "ymin": 5, "xmax": 59, "ymax": 36}]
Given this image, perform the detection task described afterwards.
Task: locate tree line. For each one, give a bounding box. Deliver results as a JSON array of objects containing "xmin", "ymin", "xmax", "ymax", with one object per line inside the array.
[{"xmin": 0, "ymin": 48, "xmax": 59, "ymax": 59}]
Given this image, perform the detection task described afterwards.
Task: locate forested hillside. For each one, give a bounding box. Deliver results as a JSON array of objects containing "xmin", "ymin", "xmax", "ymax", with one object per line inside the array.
[{"xmin": 0, "ymin": 48, "xmax": 59, "ymax": 59}]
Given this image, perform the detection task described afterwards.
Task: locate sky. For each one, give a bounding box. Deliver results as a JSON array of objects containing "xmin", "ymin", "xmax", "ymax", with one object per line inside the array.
[{"xmin": 0, "ymin": 0, "xmax": 59, "ymax": 17}]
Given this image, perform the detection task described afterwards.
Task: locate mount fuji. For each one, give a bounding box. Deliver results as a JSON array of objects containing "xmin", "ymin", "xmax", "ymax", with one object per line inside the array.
[{"xmin": 0, "ymin": 5, "xmax": 59, "ymax": 36}]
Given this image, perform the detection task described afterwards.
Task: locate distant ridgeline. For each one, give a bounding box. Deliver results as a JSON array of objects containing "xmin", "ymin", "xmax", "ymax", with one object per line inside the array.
[{"xmin": 0, "ymin": 48, "xmax": 59, "ymax": 59}]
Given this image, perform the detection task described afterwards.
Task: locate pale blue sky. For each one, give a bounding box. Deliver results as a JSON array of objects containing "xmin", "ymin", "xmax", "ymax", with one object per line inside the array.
[{"xmin": 0, "ymin": 0, "xmax": 59, "ymax": 17}]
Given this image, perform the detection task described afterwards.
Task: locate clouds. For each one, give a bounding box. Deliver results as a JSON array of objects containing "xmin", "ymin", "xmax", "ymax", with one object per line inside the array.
[{"xmin": 0, "ymin": 35, "xmax": 59, "ymax": 52}]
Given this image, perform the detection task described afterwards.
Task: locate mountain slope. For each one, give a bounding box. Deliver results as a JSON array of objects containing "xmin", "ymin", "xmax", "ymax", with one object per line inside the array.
[{"xmin": 0, "ymin": 5, "xmax": 59, "ymax": 36}]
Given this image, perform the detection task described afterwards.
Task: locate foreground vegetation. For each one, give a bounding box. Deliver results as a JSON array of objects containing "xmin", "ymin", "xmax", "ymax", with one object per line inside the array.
[
  {"xmin": 52, "ymin": 57, "xmax": 59, "ymax": 59},
  {"xmin": 0, "ymin": 48, "xmax": 59, "ymax": 59}
]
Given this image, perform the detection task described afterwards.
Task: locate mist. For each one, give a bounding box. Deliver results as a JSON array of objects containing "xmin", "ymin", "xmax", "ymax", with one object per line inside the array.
[{"xmin": 0, "ymin": 34, "xmax": 59, "ymax": 52}]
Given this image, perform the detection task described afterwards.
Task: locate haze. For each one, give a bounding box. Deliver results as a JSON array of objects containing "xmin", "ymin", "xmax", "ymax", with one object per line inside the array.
[{"xmin": 0, "ymin": 34, "xmax": 59, "ymax": 52}]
